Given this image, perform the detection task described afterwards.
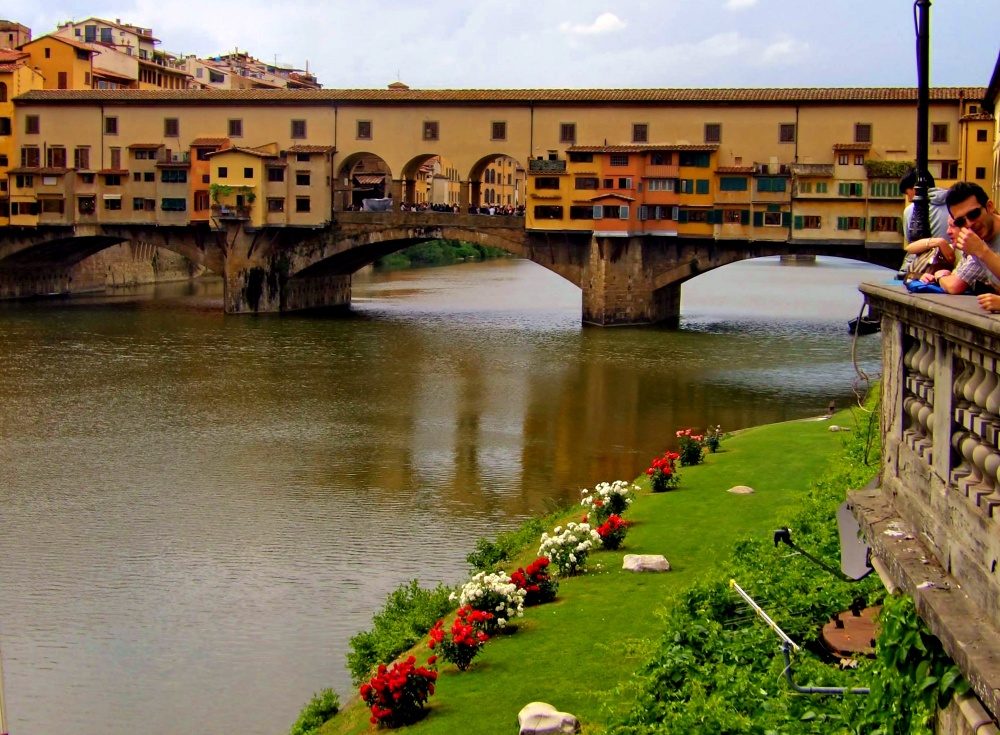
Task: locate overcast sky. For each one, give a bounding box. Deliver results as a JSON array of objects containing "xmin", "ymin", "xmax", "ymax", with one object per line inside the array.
[{"xmin": 2, "ymin": 0, "xmax": 997, "ymax": 90}]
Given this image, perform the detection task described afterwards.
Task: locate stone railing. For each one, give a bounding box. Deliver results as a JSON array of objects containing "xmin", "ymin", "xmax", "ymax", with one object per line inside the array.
[{"xmin": 854, "ymin": 282, "xmax": 1000, "ymax": 723}]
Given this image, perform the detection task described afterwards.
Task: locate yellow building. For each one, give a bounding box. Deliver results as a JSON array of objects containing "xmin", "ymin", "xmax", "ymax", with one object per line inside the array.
[
  {"xmin": 0, "ymin": 50, "xmax": 42, "ymax": 224},
  {"xmin": 19, "ymin": 34, "xmax": 94, "ymax": 89}
]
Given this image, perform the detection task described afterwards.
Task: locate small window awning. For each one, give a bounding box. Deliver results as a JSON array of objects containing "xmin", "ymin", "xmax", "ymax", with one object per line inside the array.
[{"xmin": 102, "ymin": 194, "xmax": 122, "ymax": 200}]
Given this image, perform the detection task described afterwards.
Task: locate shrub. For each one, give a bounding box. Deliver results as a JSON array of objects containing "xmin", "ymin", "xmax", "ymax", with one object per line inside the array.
[
  {"xmin": 595, "ymin": 514, "xmax": 628, "ymax": 550},
  {"xmin": 289, "ymin": 688, "xmax": 339, "ymax": 735},
  {"xmin": 646, "ymin": 451, "xmax": 681, "ymax": 492},
  {"xmin": 704, "ymin": 425, "xmax": 723, "ymax": 453},
  {"xmin": 580, "ymin": 480, "xmax": 637, "ymax": 523},
  {"xmin": 347, "ymin": 580, "xmax": 454, "ymax": 686},
  {"xmin": 428, "ymin": 606, "xmax": 491, "ymax": 671},
  {"xmin": 538, "ymin": 522, "xmax": 600, "ymax": 576},
  {"xmin": 510, "ymin": 557, "xmax": 558, "ymax": 605},
  {"xmin": 359, "ymin": 656, "xmax": 437, "ymax": 728},
  {"xmin": 676, "ymin": 429, "xmax": 705, "ymax": 466},
  {"xmin": 451, "ymin": 571, "xmax": 525, "ymax": 632},
  {"xmin": 466, "ymin": 515, "xmax": 549, "ymax": 572}
]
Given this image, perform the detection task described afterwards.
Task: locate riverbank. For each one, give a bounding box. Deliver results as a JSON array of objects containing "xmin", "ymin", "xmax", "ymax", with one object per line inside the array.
[{"xmin": 319, "ymin": 409, "xmax": 877, "ymax": 734}]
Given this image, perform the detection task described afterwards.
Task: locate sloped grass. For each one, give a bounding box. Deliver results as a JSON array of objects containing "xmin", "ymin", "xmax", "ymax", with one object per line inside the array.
[{"xmin": 320, "ymin": 412, "xmax": 862, "ymax": 734}]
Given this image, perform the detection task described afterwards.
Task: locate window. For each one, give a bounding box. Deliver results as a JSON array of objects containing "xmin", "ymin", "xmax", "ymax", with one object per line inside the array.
[
  {"xmin": 422, "ymin": 121, "xmax": 439, "ymax": 141},
  {"xmin": 977, "ymin": 129, "xmax": 988, "ymax": 143},
  {"xmin": 161, "ymin": 169, "xmax": 188, "ymax": 183},
  {"xmin": 291, "ymin": 119, "xmax": 307, "ymax": 139},
  {"xmin": 680, "ymin": 178, "xmax": 694, "ymax": 193},
  {"xmin": 161, "ymin": 198, "xmax": 187, "ymax": 211},
  {"xmin": 44, "ymin": 47, "xmax": 50, "ymax": 58},
  {"xmin": 816, "ymin": 182, "xmax": 828, "ymax": 193},
  {"xmin": 20, "ymin": 146, "xmax": 40, "ymax": 168},
  {"xmin": 534, "ymin": 177, "xmax": 560, "ymax": 190},
  {"xmin": 164, "ymin": 118, "xmax": 179, "ymax": 137},
  {"xmin": 940, "ymin": 161, "xmax": 958, "ymax": 179},
  {"xmin": 132, "ymin": 197, "xmax": 146, "ymax": 210},
  {"xmin": 295, "ymin": 197, "xmax": 311, "ymax": 212},
  {"xmin": 609, "ymin": 154, "xmax": 629, "ymax": 167},
  {"xmin": 296, "ymin": 173, "xmax": 311, "ymax": 186},
  {"xmin": 267, "ymin": 198, "xmax": 285, "ymax": 212},
  {"xmin": 228, "ymin": 119, "xmax": 243, "ymax": 137},
  {"xmin": 79, "ymin": 173, "xmax": 95, "ymax": 184},
  {"xmin": 568, "ymin": 152, "xmax": 592, "ymax": 163},
  {"xmin": 647, "ymin": 179, "xmax": 675, "ymax": 192},
  {"xmin": 763, "ymin": 211, "xmax": 782, "ymax": 226},
  {"xmin": 836, "ymin": 216, "xmax": 864, "ymax": 230},
  {"xmin": 84, "ymin": 72, "xmax": 90, "ymax": 86},
  {"xmin": 678, "ymin": 151, "xmax": 711, "ymax": 167},
  {"xmin": 0, "ymin": 154, "xmax": 6, "ymax": 166},
  {"xmin": 695, "ymin": 179, "xmax": 710, "ymax": 195},
  {"xmin": 719, "ymin": 176, "xmax": 748, "ymax": 191},
  {"xmin": 686, "ymin": 209, "xmax": 709, "ymax": 223},
  {"xmin": 294, "ymin": 153, "xmax": 310, "ymax": 162},
  {"xmin": 217, "ymin": 166, "xmax": 228, "ymax": 178},
  {"xmin": 14, "ymin": 174, "xmax": 33, "ymax": 188},
  {"xmin": 78, "ymin": 196, "xmax": 96, "ymax": 214},
  {"xmin": 803, "ymin": 215, "xmax": 822, "ymax": 229},
  {"xmin": 196, "ymin": 148, "xmax": 213, "ymax": 161},
  {"xmin": 209, "ymin": 70, "xmax": 224, "ymax": 84},
  {"xmin": 58, "ymin": 72, "xmax": 67, "ymax": 89},
  {"xmin": 357, "ymin": 120, "xmax": 372, "ymax": 140},
  {"xmin": 970, "ymin": 105, "xmax": 979, "ymax": 114},
  {"xmin": 533, "ymin": 205, "xmax": 563, "ymax": 219},
  {"xmin": 599, "ymin": 205, "xmax": 625, "ymax": 219},
  {"xmin": 100, "ymin": 27, "xmax": 112, "ymax": 43},
  {"xmin": 105, "ymin": 117, "xmax": 118, "ymax": 135},
  {"xmin": 854, "ymin": 123, "xmax": 872, "ymax": 143},
  {"xmin": 133, "ymin": 172, "xmax": 142, "ymax": 182},
  {"xmin": 603, "ymin": 178, "xmax": 614, "ymax": 188},
  {"xmin": 931, "ymin": 123, "xmax": 948, "ymax": 143},
  {"xmin": 854, "ymin": 154, "xmax": 865, "ymax": 166},
  {"xmin": 202, "ymin": 174, "xmax": 210, "ymax": 184},
  {"xmin": 650, "ymin": 152, "xmax": 673, "ymax": 165},
  {"xmin": 756, "ymin": 177, "xmax": 787, "ymax": 192},
  {"xmin": 632, "ymin": 123, "xmax": 648, "ymax": 143},
  {"xmin": 104, "ymin": 174, "xmax": 122, "ymax": 186},
  {"xmin": 25, "ymin": 115, "xmax": 39, "ymax": 135},
  {"xmin": 704, "ymin": 123, "xmax": 721, "ymax": 143},
  {"xmin": 559, "ymin": 123, "xmax": 576, "ymax": 144},
  {"xmin": 723, "ymin": 209, "xmax": 743, "ymax": 224},
  {"xmin": 238, "ymin": 167, "xmax": 251, "ymax": 179},
  {"xmin": 47, "ymin": 147, "xmax": 66, "ymax": 168},
  {"xmin": 0, "ymin": 117, "xmax": 10, "ymax": 136},
  {"xmin": 104, "ymin": 197, "xmax": 122, "ymax": 210},
  {"xmin": 144, "ymin": 172, "xmax": 155, "ymax": 182},
  {"xmin": 779, "ymin": 123, "xmax": 796, "ymax": 143},
  {"xmin": 267, "ymin": 168, "xmax": 285, "ymax": 182},
  {"xmin": 618, "ymin": 177, "xmax": 633, "ymax": 189},
  {"xmin": 869, "ymin": 181, "xmax": 900, "ymax": 197},
  {"xmin": 575, "ymin": 177, "xmax": 600, "ymax": 189},
  {"xmin": 40, "ymin": 199, "xmax": 65, "ymax": 215},
  {"xmin": 569, "ymin": 205, "xmax": 594, "ymax": 219},
  {"xmin": 871, "ymin": 216, "xmax": 899, "ymax": 232},
  {"xmin": 976, "ymin": 167, "xmax": 987, "ymax": 180},
  {"xmin": 837, "ymin": 182, "xmax": 864, "ymax": 197},
  {"xmin": 491, "ymin": 121, "xmax": 507, "ymax": 141},
  {"xmin": 133, "ymin": 150, "xmax": 150, "ymax": 160},
  {"xmin": 109, "ymin": 148, "xmax": 121, "ymax": 169}
]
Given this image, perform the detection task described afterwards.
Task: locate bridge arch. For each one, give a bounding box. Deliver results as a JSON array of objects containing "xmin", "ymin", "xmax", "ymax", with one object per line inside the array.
[
  {"xmin": 467, "ymin": 154, "xmax": 526, "ymax": 209},
  {"xmin": 335, "ymin": 152, "xmax": 393, "ymax": 211}
]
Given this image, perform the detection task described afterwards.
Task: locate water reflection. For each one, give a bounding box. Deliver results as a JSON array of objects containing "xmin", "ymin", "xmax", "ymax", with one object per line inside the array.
[{"xmin": 0, "ymin": 256, "xmax": 890, "ymax": 735}]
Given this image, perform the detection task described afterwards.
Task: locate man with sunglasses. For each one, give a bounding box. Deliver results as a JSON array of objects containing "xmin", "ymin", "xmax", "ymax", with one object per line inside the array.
[{"xmin": 924, "ymin": 182, "xmax": 1000, "ymax": 303}]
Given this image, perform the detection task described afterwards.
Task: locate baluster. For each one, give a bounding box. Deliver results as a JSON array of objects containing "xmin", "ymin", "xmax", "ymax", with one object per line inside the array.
[
  {"xmin": 957, "ymin": 431, "xmax": 983, "ymax": 498},
  {"xmin": 952, "ymin": 430, "xmax": 973, "ymax": 482}
]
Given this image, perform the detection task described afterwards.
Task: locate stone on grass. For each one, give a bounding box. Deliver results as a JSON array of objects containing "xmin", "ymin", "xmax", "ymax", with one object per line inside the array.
[
  {"xmin": 623, "ymin": 554, "xmax": 670, "ymax": 572},
  {"xmin": 518, "ymin": 702, "xmax": 580, "ymax": 734},
  {"xmin": 728, "ymin": 485, "xmax": 755, "ymax": 494},
  {"xmin": 828, "ymin": 425, "xmax": 852, "ymax": 432}
]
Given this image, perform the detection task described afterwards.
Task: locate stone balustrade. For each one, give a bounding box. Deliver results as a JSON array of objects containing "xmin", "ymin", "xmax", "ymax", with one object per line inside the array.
[{"xmin": 854, "ymin": 282, "xmax": 1000, "ymax": 724}]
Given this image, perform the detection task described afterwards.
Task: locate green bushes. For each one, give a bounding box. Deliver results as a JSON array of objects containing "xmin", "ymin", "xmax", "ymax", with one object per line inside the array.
[
  {"xmin": 346, "ymin": 580, "xmax": 454, "ymax": 686},
  {"xmin": 289, "ymin": 689, "xmax": 339, "ymax": 735},
  {"xmin": 374, "ymin": 239, "xmax": 510, "ymax": 269},
  {"xmin": 465, "ymin": 514, "xmax": 554, "ymax": 572}
]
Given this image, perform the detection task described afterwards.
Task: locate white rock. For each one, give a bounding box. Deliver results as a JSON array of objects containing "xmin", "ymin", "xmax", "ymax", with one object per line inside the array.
[
  {"xmin": 828, "ymin": 425, "xmax": 853, "ymax": 432},
  {"xmin": 518, "ymin": 702, "xmax": 580, "ymax": 735},
  {"xmin": 728, "ymin": 485, "xmax": 755, "ymax": 494},
  {"xmin": 622, "ymin": 554, "xmax": 670, "ymax": 572}
]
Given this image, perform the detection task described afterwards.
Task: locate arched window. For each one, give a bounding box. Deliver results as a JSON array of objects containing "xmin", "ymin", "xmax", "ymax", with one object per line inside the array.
[{"xmin": 0, "ymin": 83, "xmax": 7, "ymax": 103}]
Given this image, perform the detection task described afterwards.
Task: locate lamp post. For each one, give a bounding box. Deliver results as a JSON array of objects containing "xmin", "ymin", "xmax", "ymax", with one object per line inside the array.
[{"xmin": 909, "ymin": 0, "xmax": 932, "ymax": 241}]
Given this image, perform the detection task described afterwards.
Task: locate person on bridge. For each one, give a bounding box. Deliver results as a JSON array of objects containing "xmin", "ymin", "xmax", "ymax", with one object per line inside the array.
[
  {"xmin": 898, "ymin": 168, "xmax": 952, "ymax": 276},
  {"xmin": 920, "ymin": 183, "xmax": 1000, "ymax": 307}
]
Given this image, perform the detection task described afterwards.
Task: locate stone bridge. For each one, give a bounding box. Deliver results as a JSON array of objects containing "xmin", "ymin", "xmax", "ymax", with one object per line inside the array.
[{"xmin": 0, "ymin": 212, "xmax": 901, "ymax": 325}]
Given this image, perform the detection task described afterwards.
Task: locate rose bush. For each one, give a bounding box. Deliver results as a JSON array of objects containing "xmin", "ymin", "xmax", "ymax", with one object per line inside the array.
[
  {"xmin": 595, "ymin": 514, "xmax": 628, "ymax": 550},
  {"xmin": 646, "ymin": 451, "xmax": 681, "ymax": 492},
  {"xmin": 580, "ymin": 480, "xmax": 637, "ymax": 524},
  {"xmin": 677, "ymin": 429, "xmax": 705, "ymax": 466},
  {"xmin": 359, "ymin": 656, "xmax": 436, "ymax": 728},
  {"xmin": 450, "ymin": 571, "xmax": 525, "ymax": 632},
  {"xmin": 705, "ymin": 424, "xmax": 723, "ymax": 453},
  {"xmin": 428, "ymin": 606, "xmax": 491, "ymax": 671},
  {"xmin": 538, "ymin": 522, "xmax": 601, "ymax": 576},
  {"xmin": 510, "ymin": 557, "xmax": 558, "ymax": 606}
]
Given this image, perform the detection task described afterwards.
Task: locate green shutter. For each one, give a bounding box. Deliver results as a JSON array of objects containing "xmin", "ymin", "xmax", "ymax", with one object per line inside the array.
[
  {"xmin": 741, "ymin": 209, "xmax": 750, "ymax": 225},
  {"xmin": 767, "ymin": 204, "xmax": 780, "ymax": 212},
  {"xmin": 859, "ymin": 217, "xmax": 865, "ymax": 231},
  {"xmin": 753, "ymin": 211, "xmax": 763, "ymax": 227},
  {"xmin": 678, "ymin": 209, "xmax": 689, "ymax": 224},
  {"xmin": 757, "ymin": 178, "xmax": 771, "ymax": 192},
  {"xmin": 838, "ymin": 183, "xmax": 847, "ymax": 196},
  {"xmin": 836, "ymin": 216, "xmax": 845, "ymax": 230},
  {"xmin": 781, "ymin": 211, "xmax": 791, "ymax": 227},
  {"xmin": 774, "ymin": 178, "xmax": 787, "ymax": 192},
  {"xmin": 794, "ymin": 215, "xmax": 803, "ymax": 230},
  {"xmin": 696, "ymin": 179, "xmax": 709, "ymax": 194}
]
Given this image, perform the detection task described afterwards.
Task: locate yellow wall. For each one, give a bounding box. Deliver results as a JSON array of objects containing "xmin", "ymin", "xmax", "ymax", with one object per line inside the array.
[{"xmin": 21, "ymin": 38, "xmax": 92, "ymax": 90}]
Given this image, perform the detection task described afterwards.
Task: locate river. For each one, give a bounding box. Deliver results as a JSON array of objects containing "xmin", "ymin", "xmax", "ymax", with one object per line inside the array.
[{"xmin": 0, "ymin": 256, "xmax": 889, "ymax": 735}]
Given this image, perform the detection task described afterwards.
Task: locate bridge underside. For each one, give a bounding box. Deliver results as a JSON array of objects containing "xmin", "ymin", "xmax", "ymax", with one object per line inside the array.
[{"xmin": 0, "ymin": 215, "xmax": 902, "ymax": 325}]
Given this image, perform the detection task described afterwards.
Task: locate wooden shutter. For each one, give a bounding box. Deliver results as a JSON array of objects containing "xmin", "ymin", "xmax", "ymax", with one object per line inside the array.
[
  {"xmin": 781, "ymin": 211, "xmax": 791, "ymax": 227},
  {"xmin": 593, "ymin": 205, "xmax": 603, "ymax": 220},
  {"xmin": 794, "ymin": 215, "xmax": 803, "ymax": 229},
  {"xmin": 741, "ymin": 209, "xmax": 750, "ymax": 225},
  {"xmin": 753, "ymin": 211, "xmax": 763, "ymax": 227}
]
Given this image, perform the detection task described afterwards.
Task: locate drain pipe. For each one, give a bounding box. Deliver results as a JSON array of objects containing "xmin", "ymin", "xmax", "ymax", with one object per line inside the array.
[{"xmin": 781, "ymin": 642, "xmax": 870, "ymax": 696}]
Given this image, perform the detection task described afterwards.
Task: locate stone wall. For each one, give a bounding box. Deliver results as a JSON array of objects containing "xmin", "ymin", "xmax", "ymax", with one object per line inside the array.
[{"xmin": 68, "ymin": 241, "xmax": 201, "ymax": 293}]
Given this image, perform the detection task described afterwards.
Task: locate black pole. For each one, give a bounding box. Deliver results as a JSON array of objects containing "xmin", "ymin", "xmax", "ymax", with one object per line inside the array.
[{"xmin": 910, "ymin": 0, "xmax": 932, "ymax": 241}]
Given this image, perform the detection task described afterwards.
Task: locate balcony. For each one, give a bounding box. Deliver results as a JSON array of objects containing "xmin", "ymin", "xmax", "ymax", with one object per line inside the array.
[
  {"xmin": 644, "ymin": 164, "xmax": 680, "ymax": 178},
  {"xmin": 852, "ymin": 283, "xmax": 1000, "ymax": 723},
  {"xmin": 789, "ymin": 163, "xmax": 834, "ymax": 177},
  {"xmin": 528, "ymin": 159, "xmax": 567, "ymax": 173},
  {"xmin": 211, "ymin": 205, "xmax": 251, "ymax": 219},
  {"xmin": 157, "ymin": 151, "xmax": 191, "ymax": 166}
]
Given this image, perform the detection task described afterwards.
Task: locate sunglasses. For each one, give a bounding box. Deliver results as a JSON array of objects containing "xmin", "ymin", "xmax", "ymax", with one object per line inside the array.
[{"xmin": 953, "ymin": 207, "xmax": 983, "ymax": 228}]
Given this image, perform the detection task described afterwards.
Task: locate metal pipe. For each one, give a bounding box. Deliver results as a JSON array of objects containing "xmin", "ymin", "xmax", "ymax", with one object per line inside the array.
[
  {"xmin": 909, "ymin": 0, "xmax": 932, "ymax": 241},
  {"xmin": 730, "ymin": 580, "xmax": 799, "ymax": 651},
  {"xmin": 782, "ymin": 642, "xmax": 871, "ymax": 696}
]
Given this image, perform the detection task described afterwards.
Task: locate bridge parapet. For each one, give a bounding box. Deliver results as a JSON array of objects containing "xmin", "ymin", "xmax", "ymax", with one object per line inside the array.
[
  {"xmin": 854, "ymin": 282, "xmax": 1000, "ymax": 721},
  {"xmin": 335, "ymin": 210, "xmax": 525, "ymax": 232}
]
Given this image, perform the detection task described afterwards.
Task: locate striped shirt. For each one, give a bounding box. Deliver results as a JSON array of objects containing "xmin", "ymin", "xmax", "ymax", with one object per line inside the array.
[{"xmin": 954, "ymin": 230, "xmax": 1000, "ymax": 288}]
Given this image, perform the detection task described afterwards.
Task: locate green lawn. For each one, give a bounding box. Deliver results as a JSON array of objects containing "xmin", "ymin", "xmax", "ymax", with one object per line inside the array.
[{"xmin": 321, "ymin": 412, "xmax": 860, "ymax": 734}]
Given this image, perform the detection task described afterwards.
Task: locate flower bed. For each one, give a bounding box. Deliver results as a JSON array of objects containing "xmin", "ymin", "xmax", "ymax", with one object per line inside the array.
[
  {"xmin": 538, "ymin": 522, "xmax": 601, "ymax": 576},
  {"xmin": 580, "ymin": 480, "xmax": 637, "ymax": 523},
  {"xmin": 595, "ymin": 514, "xmax": 628, "ymax": 550},
  {"xmin": 451, "ymin": 571, "xmax": 525, "ymax": 632},
  {"xmin": 646, "ymin": 451, "xmax": 681, "ymax": 493},
  {"xmin": 359, "ymin": 656, "xmax": 437, "ymax": 728},
  {"xmin": 510, "ymin": 557, "xmax": 558, "ymax": 606},
  {"xmin": 677, "ymin": 429, "xmax": 705, "ymax": 466},
  {"xmin": 428, "ymin": 606, "xmax": 491, "ymax": 671}
]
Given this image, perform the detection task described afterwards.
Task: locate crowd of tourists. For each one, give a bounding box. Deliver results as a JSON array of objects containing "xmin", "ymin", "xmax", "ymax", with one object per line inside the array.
[{"xmin": 897, "ymin": 171, "xmax": 1000, "ymax": 313}]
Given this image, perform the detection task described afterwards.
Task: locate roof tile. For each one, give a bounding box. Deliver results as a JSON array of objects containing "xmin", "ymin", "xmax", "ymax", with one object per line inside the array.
[
  {"xmin": 287, "ymin": 144, "xmax": 335, "ymax": 154},
  {"xmin": 190, "ymin": 137, "xmax": 229, "ymax": 146}
]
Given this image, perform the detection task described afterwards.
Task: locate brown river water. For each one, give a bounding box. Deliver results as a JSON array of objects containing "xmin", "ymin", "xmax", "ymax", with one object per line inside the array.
[{"xmin": 0, "ymin": 256, "xmax": 890, "ymax": 734}]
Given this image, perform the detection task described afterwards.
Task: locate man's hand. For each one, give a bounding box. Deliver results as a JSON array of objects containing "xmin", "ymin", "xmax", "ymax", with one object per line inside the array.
[
  {"xmin": 978, "ymin": 293, "xmax": 1000, "ymax": 312},
  {"xmin": 920, "ymin": 269, "xmax": 951, "ymax": 284},
  {"xmin": 956, "ymin": 227, "xmax": 989, "ymax": 259}
]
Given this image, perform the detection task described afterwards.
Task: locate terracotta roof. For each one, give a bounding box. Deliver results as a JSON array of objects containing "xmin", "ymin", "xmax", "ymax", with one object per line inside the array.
[
  {"xmin": 287, "ymin": 144, "xmax": 335, "ymax": 154},
  {"xmin": 567, "ymin": 144, "xmax": 719, "ymax": 153},
  {"xmin": 127, "ymin": 143, "xmax": 163, "ymax": 150},
  {"xmin": 63, "ymin": 17, "xmax": 161, "ymax": 43},
  {"xmin": 715, "ymin": 166, "xmax": 755, "ymax": 173},
  {"xmin": 590, "ymin": 193, "xmax": 636, "ymax": 202},
  {"xmin": 960, "ymin": 112, "xmax": 995, "ymax": 122},
  {"xmin": 833, "ymin": 143, "xmax": 872, "ymax": 151},
  {"xmin": 93, "ymin": 68, "xmax": 136, "ymax": 83},
  {"xmin": 8, "ymin": 166, "xmax": 69, "ymax": 175},
  {"xmin": 354, "ymin": 173, "xmax": 386, "ymax": 185},
  {"xmin": 0, "ymin": 63, "xmax": 26, "ymax": 73},
  {"xmin": 10, "ymin": 86, "xmax": 988, "ymax": 106},
  {"xmin": 191, "ymin": 137, "xmax": 229, "ymax": 146},
  {"xmin": 155, "ymin": 160, "xmax": 190, "ymax": 167},
  {"xmin": 0, "ymin": 49, "xmax": 28, "ymax": 62},
  {"xmin": 205, "ymin": 146, "xmax": 277, "ymax": 159},
  {"xmin": 98, "ymin": 169, "xmax": 129, "ymax": 175},
  {"xmin": 22, "ymin": 34, "xmax": 95, "ymax": 54}
]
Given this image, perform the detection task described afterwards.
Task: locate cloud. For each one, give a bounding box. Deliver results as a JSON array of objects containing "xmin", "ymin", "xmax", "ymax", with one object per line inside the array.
[
  {"xmin": 725, "ymin": 0, "xmax": 758, "ymax": 9},
  {"xmin": 559, "ymin": 12, "xmax": 627, "ymax": 36},
  {"xmin": 760, "ymin": 37, "xmax": 808, "ymax": 64}
]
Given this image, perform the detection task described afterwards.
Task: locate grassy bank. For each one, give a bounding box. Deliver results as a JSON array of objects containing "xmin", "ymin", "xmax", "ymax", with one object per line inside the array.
[
  {"xmin": 319, "ymin": 409, "xmax": 876, "ymax": 734},
  {"xmin": 375, "ymin": 240, "xmax": 511, "ymax": 269}
]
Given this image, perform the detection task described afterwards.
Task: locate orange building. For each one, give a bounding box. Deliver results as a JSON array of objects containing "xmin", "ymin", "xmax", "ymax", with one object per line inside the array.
[{"xmin": 18, "ymin": 34, "xmax": 94, "ymax": 89}]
